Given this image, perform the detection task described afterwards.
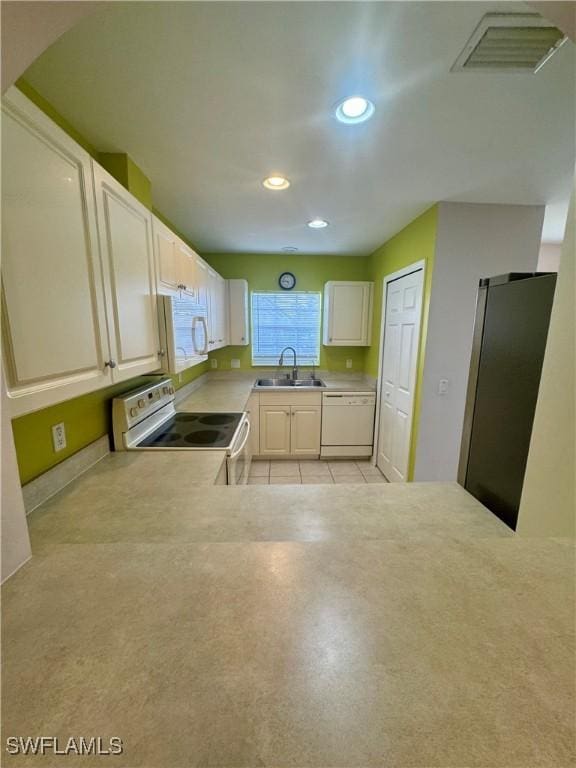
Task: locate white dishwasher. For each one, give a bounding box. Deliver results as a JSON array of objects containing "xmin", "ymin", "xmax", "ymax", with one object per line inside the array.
[{"xmin": 321, "ymin": 391, "xmax": 376, "ymax": 458}]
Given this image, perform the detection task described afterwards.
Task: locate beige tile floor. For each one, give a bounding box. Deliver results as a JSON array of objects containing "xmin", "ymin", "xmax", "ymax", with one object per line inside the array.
[{"xmin": 249, "ymin": 459, "xmax": 387, "ymax": 485}]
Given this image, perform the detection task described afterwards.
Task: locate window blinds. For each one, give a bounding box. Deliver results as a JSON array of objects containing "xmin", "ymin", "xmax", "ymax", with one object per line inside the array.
[{"xmin": 251, "ymin": 291, "xmax": 321, "ymax": 366}]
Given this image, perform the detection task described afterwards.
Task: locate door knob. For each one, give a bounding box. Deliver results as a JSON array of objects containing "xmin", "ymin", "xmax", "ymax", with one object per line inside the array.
[{"xmin": 105, "ymin": 360, "xmax": 117, "ymax": 369}]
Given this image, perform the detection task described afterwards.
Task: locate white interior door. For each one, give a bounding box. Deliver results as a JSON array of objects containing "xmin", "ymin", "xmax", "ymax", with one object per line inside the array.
[{"xmin": 377, "ymin": 268, "xmax": 424, "ymax": 482}]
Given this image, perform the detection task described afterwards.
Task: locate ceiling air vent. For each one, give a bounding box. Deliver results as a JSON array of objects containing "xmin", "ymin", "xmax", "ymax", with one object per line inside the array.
[{"xmin": 452, "ymin": 13, "xmax": 567, "ymax": 74}]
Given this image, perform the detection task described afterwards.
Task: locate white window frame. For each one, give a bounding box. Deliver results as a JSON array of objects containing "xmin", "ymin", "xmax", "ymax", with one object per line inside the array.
[{"xmin": 251, "ymin": 291, "xmax": 322, "ymax": 367}]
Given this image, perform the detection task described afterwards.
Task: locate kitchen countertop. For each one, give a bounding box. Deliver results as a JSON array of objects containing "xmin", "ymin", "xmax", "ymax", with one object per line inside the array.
[
  {"xmin": 3, "ymin": 464, "xmax": 573, "ymax": 768},
  {"xmin": 42, "ymin": 450, "xmax": 229, "ymax": 502},
  {"xmin": 177, "ymin": 377, "xmax": 254, "ymax": 413},
  {"xmin": 177, "ymin": 372, "xmax": 376, "ymax": 414}
]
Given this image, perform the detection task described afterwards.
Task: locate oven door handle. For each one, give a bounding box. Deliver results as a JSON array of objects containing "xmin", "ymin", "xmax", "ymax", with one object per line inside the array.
[
  {"xmin": 229, "ymin": 420, "xmax": 251, "ymax": 460},
  {"xmin": 192, "ymin": 315, "xmax": 209, "ymax": 356}
]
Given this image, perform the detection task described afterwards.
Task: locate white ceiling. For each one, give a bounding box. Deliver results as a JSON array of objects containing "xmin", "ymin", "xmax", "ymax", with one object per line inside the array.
[{"xmin": 24, "ymin": 1, "xmax": 575, "ymax": 254}]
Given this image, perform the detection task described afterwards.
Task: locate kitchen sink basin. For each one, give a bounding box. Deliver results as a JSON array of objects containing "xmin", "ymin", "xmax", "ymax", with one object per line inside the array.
[{"xmin": 255, "ymin": 378, "xmax": 326, "ymax": 388}]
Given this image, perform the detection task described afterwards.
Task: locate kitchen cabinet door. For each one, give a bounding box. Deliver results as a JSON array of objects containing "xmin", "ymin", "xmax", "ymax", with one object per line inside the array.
[
  {"xmin": 290, "ymin": 406, "xmax": 321, "ymax": 456},
  {"xmin": 228, "ymin": 279, "xmax": 249, "ymax": 345},
  {"xmin": 195, "ymin": 255, "xmax": 210, "ymax": 309},
  {"xmin": 323, "ymin": 281, "xmax": 373, "ymax": 346},
  {"xmin": 207, "ymin": 268, "xmax": 228, "ymax": 350},
  {"xmin": 1, "ymin": 88, "xmax": 112, "ymax": 416},
  {"xmin": 177, "ymin": 241, "xmax": 197, "ymax": 300},
  {"xmin": 152, "ymin": 217, "xmax": 179, "ymax": 293},
  {"xmin": 93, "ymin": 164, "xmax": 161, "ymax": 382},
  {"xmin": 259, "ymin": 406, "xmax": 291, "ymax": 455}
]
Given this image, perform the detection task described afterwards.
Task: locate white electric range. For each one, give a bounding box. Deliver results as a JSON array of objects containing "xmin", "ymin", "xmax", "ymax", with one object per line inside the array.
[{"xmin": 112, "ymin": 378, "xmax": 252, "ymax": 484}]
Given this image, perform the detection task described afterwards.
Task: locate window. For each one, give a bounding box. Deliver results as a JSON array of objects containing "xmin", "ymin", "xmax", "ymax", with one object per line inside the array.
[{"xmin": 251, "ymin": 291, "xmax": 321, "ymax": 366}]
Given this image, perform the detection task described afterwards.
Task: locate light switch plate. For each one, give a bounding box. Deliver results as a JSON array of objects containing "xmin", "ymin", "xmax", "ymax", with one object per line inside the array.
[
  {"xmin": 346, "ymin": 359, "xmax": 353, "ymax": 369},
  {"xmin": 51, "ymin": 423, "xmax": 66, "ymax": 452},
  {"xmin": 231, "ymin": 359, "xmax": 240, "ymax": 369},
  {"xmin": 210, "ymin": 359, "xmax": 218, "ymax": 369}
]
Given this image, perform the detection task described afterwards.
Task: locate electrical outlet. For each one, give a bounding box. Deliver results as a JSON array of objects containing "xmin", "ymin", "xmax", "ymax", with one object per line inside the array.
[
  {"xmin": 231, "ymin": 359, "xmax": 240, "ymax": 369},
  {"xmin": 438, "ymin": 378, "xmax": 449, "ymax": 395},
  {"xmin": 210, "ymin": 359, "xmax": 218, "ymax": 369},
  {"xmin": 346, "ymin": 359, "xmax": 353, "ymax": 369},
  {"xmin": 51, "ymin": 423, "xmax": 66, "ymax": 453}
]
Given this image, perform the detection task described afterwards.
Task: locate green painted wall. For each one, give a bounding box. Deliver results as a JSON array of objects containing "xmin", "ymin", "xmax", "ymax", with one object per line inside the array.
[
  {"xmin": 203, "ymin": 253, "xmax": 370, "ymax": 372},
  {"xmin": 366, "ymin": 205, "xmax": 438, "ymax": 479},
  {"xmin": 99, "ymin": 153, "xmax": 153, "ymax": 210},
  {"xmin": 15, "ymin": 78, "xmax": 100, "ymax": 158}
]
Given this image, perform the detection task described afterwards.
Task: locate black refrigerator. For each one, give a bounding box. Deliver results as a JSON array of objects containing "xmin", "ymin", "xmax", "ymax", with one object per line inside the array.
[{"xmin": 458, "ymin": 273, "xmax": 557, "ymax": 531}]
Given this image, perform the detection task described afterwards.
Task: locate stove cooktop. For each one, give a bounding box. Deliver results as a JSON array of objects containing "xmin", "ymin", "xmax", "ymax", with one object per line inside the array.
[{"xmin": 139, "ymin": 412, "xmax": 243, "ymax": 449}]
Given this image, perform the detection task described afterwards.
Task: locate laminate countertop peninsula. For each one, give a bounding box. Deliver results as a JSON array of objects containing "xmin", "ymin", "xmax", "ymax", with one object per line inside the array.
[{"xmin": 2, "ymin": 456, "xmax": 573, "ymax": 768}]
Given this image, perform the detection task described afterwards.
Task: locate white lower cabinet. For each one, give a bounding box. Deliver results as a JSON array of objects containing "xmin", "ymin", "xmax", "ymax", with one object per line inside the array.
[
  {"xmin": 259, "ymin": 406, "xmax": 291, "ymax": 455},
  {"xmin": 258, "ymin": 392, "xmax": 321, "ymax": 457},
  {"xmin": 92, "ymin": 164, "xmax": 161, "ymax": 382},
  {"xmin": 291, "ymin": 406, "xmax": 321, "ymax": 455}
]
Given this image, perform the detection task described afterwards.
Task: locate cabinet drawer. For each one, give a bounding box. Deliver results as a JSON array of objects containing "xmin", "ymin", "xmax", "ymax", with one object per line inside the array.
[{"xmin": 258, "ymin": 391, "xmax": 322, "ymax": 406}]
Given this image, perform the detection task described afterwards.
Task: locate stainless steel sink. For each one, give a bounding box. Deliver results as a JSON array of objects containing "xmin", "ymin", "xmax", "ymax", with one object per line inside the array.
[{"xmin": 255, "ymin": 378, "xmax": 326, "ymax": 388}]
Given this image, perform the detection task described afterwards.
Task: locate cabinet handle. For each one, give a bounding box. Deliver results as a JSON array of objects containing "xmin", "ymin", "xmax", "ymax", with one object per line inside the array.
[
  {"xmin": 105, "ymin": 360, "xmax": 117, "ymax": 369},
  {"xmin": 158, "ymin": 349, "xmax": 166, "ymax": 357}
]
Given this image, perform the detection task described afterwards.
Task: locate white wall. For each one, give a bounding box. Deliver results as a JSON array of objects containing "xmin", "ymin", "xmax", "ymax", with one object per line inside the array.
[
  {"xmin": 538, "ymin": 242, "xmax": 562, "ymax": 272},
  {"xmin": 517, "ymin": 186, "xmax": 575, "ymax": 537},
  {"xmin": 414, "ymin": 202, "xmax": 544, "ymax": 481}
]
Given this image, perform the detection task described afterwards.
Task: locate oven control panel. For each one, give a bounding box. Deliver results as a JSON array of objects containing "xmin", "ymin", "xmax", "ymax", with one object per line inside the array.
[{"xmin": 112, "ymin": 378, "xmax": 175, "ymax": 434}]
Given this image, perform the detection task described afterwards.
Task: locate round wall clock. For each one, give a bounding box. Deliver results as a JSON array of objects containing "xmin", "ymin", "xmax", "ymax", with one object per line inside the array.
[{"xmin": 279, "ymin": 272, "xmax": 296, "ymax": 290}]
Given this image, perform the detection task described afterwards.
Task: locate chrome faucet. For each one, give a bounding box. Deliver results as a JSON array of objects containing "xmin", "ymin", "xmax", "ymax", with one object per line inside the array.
[{"xmin": 279, "ymin": 346, "xmax": 298, "ymax": 380}]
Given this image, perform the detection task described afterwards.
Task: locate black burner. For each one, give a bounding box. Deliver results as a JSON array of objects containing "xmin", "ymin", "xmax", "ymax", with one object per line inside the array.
[
  {"xmin": 184, "ymin": 430, "xmax": 221, "ymax": 445},
  {"xmin": 198, "ymin": 414, "xmax": 236, "ymax": 426},
  {"xmin": 139, "ymin": 412, "xmax": 243, "ymax": 449}
]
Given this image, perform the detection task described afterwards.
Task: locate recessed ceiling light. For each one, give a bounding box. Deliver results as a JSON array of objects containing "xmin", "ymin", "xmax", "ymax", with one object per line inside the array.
[
  {"xmin": 335, "ymin": 96, "xmax": 375, "ymax": 124},
  {"xmin": 308, "ymin": 218, "xmax": 329, "ymax": 229},
  {"xmin": 263, "ymin": 175, "xmax": 290, "ymax": 191},
  {"xmin": 282, "ymin": 246, "xmax": 299, "ymax": 253}
]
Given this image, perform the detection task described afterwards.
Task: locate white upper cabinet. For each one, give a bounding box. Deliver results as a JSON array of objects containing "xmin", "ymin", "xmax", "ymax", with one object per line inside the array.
[
  {"xmin": 153, "ymin": 217, "xmax": 179, "ymax": 293},
  {"xmin": 152, "ymin": 216, "xmax": 197, "ymax": 300},
  {"xmin": 228, "ymin": 279, "xmax": 249, "ymax": 346},
  {"xmin": 92, "ymin": 163, "xmax": 161, "ymax": 382},
  {"xmin": 207, "ymin": 268, "xmax": 228, "ymax": 350},
  {"xmin": 323, "ymin": 281, "xmax": 374, "ymax": 346},
  {"xmin": 1, "ymin": 88, "xmax": 112, "ymax": 416},
  {"xmin": 177, "ymin": 241, "xmax": 197, "ymax": 300}
]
